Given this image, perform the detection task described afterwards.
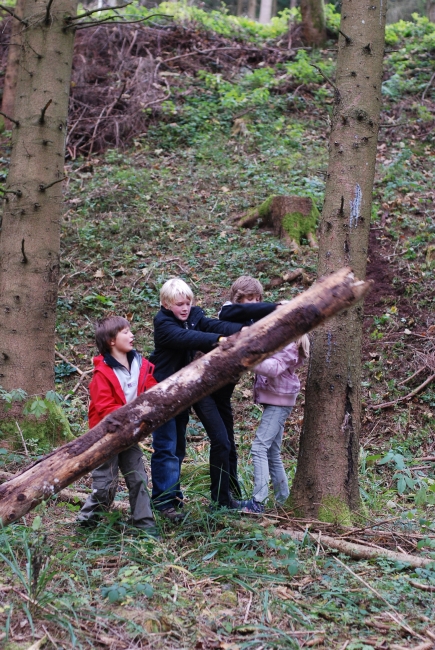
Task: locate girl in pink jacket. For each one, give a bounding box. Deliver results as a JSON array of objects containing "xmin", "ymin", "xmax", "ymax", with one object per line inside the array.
[{"xmin": 243, "ymin": 335, "xmax": 309, "ymax": 513}]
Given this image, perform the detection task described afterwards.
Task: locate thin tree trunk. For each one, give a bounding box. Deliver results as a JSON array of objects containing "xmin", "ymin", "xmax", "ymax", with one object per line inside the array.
[
  {"xmin": 300, "ymin": 0, "xmax": 326, "ymax": 46},
  {"xmin": 259, "ymin": 0, "xmax": 273, "ymax": 24},
  {"xmin": 237, "ymin": 0, "xmax": 244, "ymax": 16},
  {"xmin": 290, "ymin": 2, "xmax": 387, "ymax": 521},
  {"xmin": 248, "ymin": 0, "xmax": 257, "ymax": 20},
  {"xmin": 0, "ymin": 268, "xmax": 370, "ymax": 526},
  {"xmin": 1, "ymin": 0, "xmax": 25, "ymax": 128},
  {"xmin": 0, "ymin": 0, "xmax": 77, "ymax": 394}
]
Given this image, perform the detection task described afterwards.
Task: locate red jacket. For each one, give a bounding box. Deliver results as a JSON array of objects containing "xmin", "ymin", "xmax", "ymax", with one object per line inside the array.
[{"xmin": 88, "ymin": 353, "xmax": 157, "ymax": 428}]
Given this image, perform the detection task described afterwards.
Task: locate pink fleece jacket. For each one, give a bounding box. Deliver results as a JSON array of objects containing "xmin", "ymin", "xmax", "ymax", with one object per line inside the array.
[{"xmin": 253, "ymin": 342, "xmax": 305, "ymax": 407}]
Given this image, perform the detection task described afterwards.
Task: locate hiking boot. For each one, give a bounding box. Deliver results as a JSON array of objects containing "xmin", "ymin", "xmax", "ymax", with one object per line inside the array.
[
  {"xmin": 76, "ymin": 516, "xmax": 99, "ymax": 528},
  {"xmin": 125, "ymin": 524, "xmax": 162, "ymax": 541},
  {"xmin": 159, "ymin": 507, "xmax": 186, "ymax": 523},
  {"xmin": 241, "ymin": 498, "xmax": 265, "ymax": 514}
]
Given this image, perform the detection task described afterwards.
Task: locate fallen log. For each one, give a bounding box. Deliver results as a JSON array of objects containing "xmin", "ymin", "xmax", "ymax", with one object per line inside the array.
[
  {"xmin": 0, "ymin": 267, "xmax": 369, "ymax": 526},
  {"xmin": 281, "ymin": 528, "xmax": 435, "ymax": 569}
]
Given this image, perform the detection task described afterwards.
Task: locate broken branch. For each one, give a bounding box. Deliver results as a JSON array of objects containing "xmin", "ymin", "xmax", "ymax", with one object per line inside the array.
[
  {"xmin": 0, "ymin": 3, "xmax": 27, "ymax": 23},
  {"xmin": 39, "ymin": 99, "xmax": 52, "ymax": 124},
  {"xmin": 280, "ymin": 528, "xmax": 435, "ymax": 570},
  {"xmin": 369, "ymin": 372, "xmax": 435, "ymax": 409},
  {"xmin": 66, "ymin": 2, "xmax": 133, "ymax": 21},
  {"xmin": 39, "ymin": 176, "xmax": 67, "ymax": 192},
  {"xmin": 0, "ymin": 110, "xmax": 19, "ymax": 127}
]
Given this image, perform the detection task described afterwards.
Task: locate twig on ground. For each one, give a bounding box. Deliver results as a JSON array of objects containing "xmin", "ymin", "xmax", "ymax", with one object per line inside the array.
[
  {"xmin": 243, "ymin": 591, "xmax": 253, "ymax": 624},
  {"xmin": 369, "ymin": 373, "xmax": 435, "ymax": 409},
  {"xmin": 409, "ymin": 580, "xmax": 435, "ymax": 592},
  {"xmin": 15, "ymin": 421, "xmax": 29, "ymax": 456},
  {"xmin": 55, "ymin": 350, "xmax": 84, "ymax": 375},
  {"xmin": 333, "ymin": 557, "xmax": 426, "ymax": 642},
  {"xmin": 397, "ymin": 366, "xmax": 427, "ymax": 386},
  {"xmin": 422, "ymin": 72, "xmax": 435, "ymax": 101},
  {"xmin": 72, "ymin": 369, "xmax": 93, "ymax": 394}
]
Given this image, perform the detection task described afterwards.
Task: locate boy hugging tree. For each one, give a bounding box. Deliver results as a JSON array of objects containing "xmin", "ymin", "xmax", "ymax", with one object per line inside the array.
[
  {"xmin": 77, "ymin": 316, "xmax": 158, "ymax": 536},
  {"xmin": 149, "ymin": 278, "xmax": 244, "ymax": 521}
]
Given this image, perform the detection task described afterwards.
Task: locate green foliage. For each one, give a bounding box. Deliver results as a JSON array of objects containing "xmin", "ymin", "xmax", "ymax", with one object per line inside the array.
[
  {"xmin": 378, "ymin": 451, "xmax": 435, "ymax": 506},
  {"xmin": 0, "ymin": 387, "xmax": 74, "ymax": 453},
  {"xmin": 383, "ymin": 15, "xmax": 435, "ymax": 98}
]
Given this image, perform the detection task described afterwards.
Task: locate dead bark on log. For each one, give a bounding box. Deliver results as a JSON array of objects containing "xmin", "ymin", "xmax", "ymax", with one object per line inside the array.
[{"xmin": 0, "ymin": 268, "xmax": 370, "ymax": 526}]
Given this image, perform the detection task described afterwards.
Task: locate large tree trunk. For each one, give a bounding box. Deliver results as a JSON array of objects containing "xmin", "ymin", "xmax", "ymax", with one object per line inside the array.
[
  {"xmin": 290, "ymin": 2, "xmax": 387, "ymax": 522},
  {"xmin": 248, "ymin": 0, "xmax": 257, "ymax": 20},
  {"xmin": 300, "ymin": 0, "xmax": 326, "ymax": 46},
  {"xmin": 0, "ymin": 0, "xmax": 77, "ymax": 394},
  {"xmin": 259, "ymin": 0, "xmax": 273, "ymax": 24},
  {"xmin": 0, "ymin": 268, "xmax": 370, "ymax": 526},
  {"xmin": 0, "ymin": 0, "xmax": 25, "ymax": 128}
]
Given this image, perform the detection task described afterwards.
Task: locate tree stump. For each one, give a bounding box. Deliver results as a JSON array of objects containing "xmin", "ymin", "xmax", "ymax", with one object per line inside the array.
[{"xmin": 236, "ymin": 195, "xmax": 319, "ymax": 252}]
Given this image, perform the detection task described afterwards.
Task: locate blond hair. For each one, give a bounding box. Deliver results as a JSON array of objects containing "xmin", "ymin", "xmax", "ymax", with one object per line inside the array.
[
  {"xmin": 296, "ymin": 334, "xmax": 310, "ymax": 358},
  {"xmin": 229, "ymin": 276, "xmax": 264, "ymax": 303},
  {"xmin": 160, "ymin": 278, "xmax": 194, "ymax": 307}
]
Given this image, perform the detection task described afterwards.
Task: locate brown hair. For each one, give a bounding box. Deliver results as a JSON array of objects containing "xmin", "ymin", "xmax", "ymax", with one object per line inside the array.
[
  {"xmin": 229, "ymin": 276, "xmax": 264, "ymax": 303},
  {"xmin": 95, "ymin": 316, "xmax": 130, "ymax": 354}
]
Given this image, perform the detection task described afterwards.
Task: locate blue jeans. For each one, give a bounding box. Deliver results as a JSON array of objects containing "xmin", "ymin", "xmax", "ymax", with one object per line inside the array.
[
  {"xmin": 151, "ymin": 410, "xmax": 189, "ymax": 511},
  {"xmin": 251, "ymin": 405, "xmax": 293, "ymax": 504}
]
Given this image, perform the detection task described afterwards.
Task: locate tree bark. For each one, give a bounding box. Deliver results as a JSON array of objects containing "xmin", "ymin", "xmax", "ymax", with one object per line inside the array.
[
  {"xmin": 290, "ymin": 2, "xmax": 387, "ymax": 521},
  {"xmin": 300, "ymin": 0, "xmax": 326, "ymax": 46},
  {"xmin": 248, "ymin": 0, "xmax": 257, "ymax": 20},
  {"xmin": 259, "ymin": 0, "xmax": 273, "ymax": 24},
  {"xmin": 0, "ymin": 0, "xmax": 25, "ymax": 128},
  {"xmin": 0, "ymin": 268, "xmax": 370, "ymax": 526},
  {"xmin": 0, "ymin": 0, "xmax": 77, "ymax": 395}
]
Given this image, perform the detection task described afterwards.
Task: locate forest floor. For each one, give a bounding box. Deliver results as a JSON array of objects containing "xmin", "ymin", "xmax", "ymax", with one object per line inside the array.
[{"xmin": 0, "ymin": 6, "xmax": 435, "ymax": 650}]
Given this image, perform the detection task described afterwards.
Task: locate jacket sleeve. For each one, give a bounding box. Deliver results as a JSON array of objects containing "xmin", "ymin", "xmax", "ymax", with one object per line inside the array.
[
  {"xmin": 198, "ymin": 315, "xmax": 243, "ymax": 336},
  {"xmin": 253, "ymin": 344, "xmax": 301, "ymax": 378},
  {"xmin": 89, "ymin": 373, "xmax": 122, "ymax": 422},
  {"xmin": 154, "ymin": 317, "xmax": 222, "ymax": 353},
  {"xmin": 219, "ymin": 302, "xmax": 276, "ymax": 323}
]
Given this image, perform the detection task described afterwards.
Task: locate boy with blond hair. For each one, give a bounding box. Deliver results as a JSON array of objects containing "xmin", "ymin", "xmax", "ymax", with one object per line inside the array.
[
  {"xmin": 149, "ymin": 278, "xmax": 243, "ymax": 520},
  {"xmin": 77, "ymin": 316, "xmax": 158, "ymax": 535}
]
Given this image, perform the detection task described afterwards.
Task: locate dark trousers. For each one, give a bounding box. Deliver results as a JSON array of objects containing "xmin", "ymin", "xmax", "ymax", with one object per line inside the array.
[
  {"xmin": 151, "ymin": 410, "xmax": 189, "ymax": 510},
  {"xmin": 77, "ymin": 444, "xmax": 154, "ymax": 528},
  {"xmin": 194, "ymin": 383, "xmax": 241, "ymax": 507}
]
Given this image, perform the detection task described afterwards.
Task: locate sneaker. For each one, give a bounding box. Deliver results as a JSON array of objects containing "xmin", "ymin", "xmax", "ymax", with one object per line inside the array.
[
  {"xmin": 159, "ymin": 507, "xmax": 186, "ymax": 523},
  {"xmin": 241, "ymin": 498, "xmax": 265, "ymax": 514}
]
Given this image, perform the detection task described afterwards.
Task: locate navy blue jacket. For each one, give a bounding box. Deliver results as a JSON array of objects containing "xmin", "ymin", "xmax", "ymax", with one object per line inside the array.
[
  {"xmin": 219, "ymin": 301, "xmax": 277, "ymax": 326},
  {"xmin": 149, "ymin": 306, "xmax": 243, "ymax": 382}
]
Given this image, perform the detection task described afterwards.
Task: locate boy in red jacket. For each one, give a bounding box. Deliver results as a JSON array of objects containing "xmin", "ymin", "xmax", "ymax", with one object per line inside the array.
[{"xmin": 77, "ymin": 316, "xmax": 158, "ymax": 535}]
